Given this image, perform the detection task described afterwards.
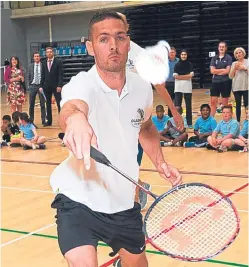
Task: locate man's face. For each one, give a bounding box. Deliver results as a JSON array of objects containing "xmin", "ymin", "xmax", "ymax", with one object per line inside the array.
[
  {"xmin": 201, "ymin": 107, "xmax": 210, "ymax": 120},
  {"xmin": 33, "ymin": 53, "xmax": 40, "ymax": 63},
  {"xmin": 218, "ymin": 43, "xmax": 227, "ymax": 54},
  {"xmin": 87, "ymin": 18, "xmax": 130, "ymax": 73},
  {"xmin": 169, "ymin": 49, "xmax": 176, "ymax": 60},
  {"xmin": 46, "ymin": 48, "xmax": 54, "ymax": 59},
  {"xmin": 222, "ymin": 108, "xmax": 232, "ymax": 121}
]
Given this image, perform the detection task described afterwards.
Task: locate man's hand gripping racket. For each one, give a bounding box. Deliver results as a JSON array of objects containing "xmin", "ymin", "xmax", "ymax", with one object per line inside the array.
[{"xmin": 90, "ymin": 147, "xmax": 240, "ymax": 262}]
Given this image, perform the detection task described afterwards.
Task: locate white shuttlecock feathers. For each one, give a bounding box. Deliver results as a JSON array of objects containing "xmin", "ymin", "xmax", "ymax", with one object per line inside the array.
[{"xmin": 135, "ymin": 40, "xmax": 170, "ymax": 85}]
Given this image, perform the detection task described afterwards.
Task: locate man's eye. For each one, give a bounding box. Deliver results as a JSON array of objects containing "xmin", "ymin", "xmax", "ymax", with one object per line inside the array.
[
  {"xmin": 100, "ymin": 38, "xmax": 107, "ymax": 43},
  {"xmin": 117, "ymin": 36, "xmax": 125, "ymax": 41}
]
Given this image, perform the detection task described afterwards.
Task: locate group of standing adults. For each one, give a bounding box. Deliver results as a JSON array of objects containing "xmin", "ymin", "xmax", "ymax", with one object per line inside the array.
[
  {"xmin": 166, "ymin": 41, "xmax": 248, "ymax": 125},
  {"xmin": 4, "ymin": 47, "xmax": 63, "ymax": 126}
]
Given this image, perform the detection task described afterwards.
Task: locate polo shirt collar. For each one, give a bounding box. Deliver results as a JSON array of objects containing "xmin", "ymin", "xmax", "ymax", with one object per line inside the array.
[{"xmin": 93, "ymin": 65, "xmax": 131, "ymax": 95}]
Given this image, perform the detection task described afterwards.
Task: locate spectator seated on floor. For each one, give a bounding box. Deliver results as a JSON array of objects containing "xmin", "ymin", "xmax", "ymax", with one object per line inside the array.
[
  {"xmin": 233, "ymin": 106, "xmax": 248, "ymax": 152},
  {"xmin": 207, "ymin": 106, "xmax": 240, "ymax": 152},
  {"xmin": 151, "ymin": 105, "xmax": 170, "ymax": 133},
  {"xmin": 19, "ymin": 112, "xmax": 47, "ymax": 150},
  {"xmin": 160, "ymin": 106, "xmax": 188, "ymax": 147},
  {"xmin": 184, "ymin": 104, "xmax": 217, "ymax": 148},
  {"xmin": 1, "ymin": 115, "xmax": 12, "ymax": 144}
]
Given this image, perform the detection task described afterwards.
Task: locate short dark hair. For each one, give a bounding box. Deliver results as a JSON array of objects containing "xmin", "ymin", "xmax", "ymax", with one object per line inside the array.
[
  {"xmin": 170, "ymin": 47, "xmax": 176, "ymax": 51},
  {"xmin": 88, "ymin": 10, "xmax": 125, "ymax": 40},
  {"xmin": 245, "ymin": 106, "xmax": 248, "ymax": 111},
  {"xmin": 222, "ymin": 105, "xmax": 233, "ymax": 112},
  {"xmin": 19, "ymin": 112, "xmax": 30, "ymax": 123},
  {"xmin": 33, "ymin": 51, "xmax": 40, "ymax": 57},
  {"xmin": 156, "ymin": 105, "xmax": 164, "ymax": 111},
  {"xmin": 200, "ymin": 104, "xmax": 211, "ymax": 111},
  {"xmin": 46, "ymin": 47, "xmax": 53, "ymax": 51},
  {"xmin": 12, "ymin": 111, "xmax": 21, "ymax": 124},
  {"xmin": 2, "ymin": 115, "xmax": 11, "ymax": 121}
]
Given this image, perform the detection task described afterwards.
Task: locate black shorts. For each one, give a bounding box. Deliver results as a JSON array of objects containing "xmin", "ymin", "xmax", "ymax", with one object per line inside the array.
[
  {"xmin": 211, "ymin": 80, "xmax": 232, "ymax": 98},
  {"xmin": 51, "ymin": 194, "xmax": 145, "ymax": 256}
]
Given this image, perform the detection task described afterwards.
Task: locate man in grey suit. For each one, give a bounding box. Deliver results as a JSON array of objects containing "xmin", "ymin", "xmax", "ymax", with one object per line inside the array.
[{"xmin": 28, "ymin": 52, "xmax": 46, "ymax": 125}]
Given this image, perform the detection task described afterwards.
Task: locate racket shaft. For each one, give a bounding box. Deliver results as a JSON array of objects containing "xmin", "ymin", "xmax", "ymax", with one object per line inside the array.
[{"xmin": 109, "ymin": 164, "xmax": 158, "ymax": 199}]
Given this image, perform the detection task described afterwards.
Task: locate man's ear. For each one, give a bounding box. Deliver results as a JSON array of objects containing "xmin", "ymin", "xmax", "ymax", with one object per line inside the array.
[{"xmin": 86, "ymin": 41, "xmax": 94, "ymax": 57}]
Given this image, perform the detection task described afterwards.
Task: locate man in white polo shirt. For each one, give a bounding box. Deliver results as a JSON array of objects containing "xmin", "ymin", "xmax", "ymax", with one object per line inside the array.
[{"xmin": 50, "ymin": 11, "xmax": 182, "ymax": 267}]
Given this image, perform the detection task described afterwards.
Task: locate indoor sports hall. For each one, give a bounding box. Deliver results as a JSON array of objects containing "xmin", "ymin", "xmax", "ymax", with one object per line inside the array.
[{"xmin": 1, "ymin": 1, "xmax": 248, "ymax": 267}]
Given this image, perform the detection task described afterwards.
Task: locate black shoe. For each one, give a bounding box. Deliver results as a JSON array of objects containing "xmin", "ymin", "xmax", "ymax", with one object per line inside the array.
[
  {"xmin": 38, "ymin": 144, "xmax": 46, "ymax": 149},
  {"xmin": 206, "ymin": 144, "xmax": 216, "ymax": 150},
  {"xmin": 23, "ymin": 145, "xmax": 31, "ymax": 150},
  {"xmin": 58, "ymin": 133, "xmax": 65, "ymax": 140},
  {"xmin": 43, "ymin": 122, "xmax": 52, "ymax": 127},
  {"xmin": 229, "ymin": 144, "xmax": 244, "ymax": 151},
  {"xmin": 10, "ymin": 143, "xmax": 22, "ymax": 148}
]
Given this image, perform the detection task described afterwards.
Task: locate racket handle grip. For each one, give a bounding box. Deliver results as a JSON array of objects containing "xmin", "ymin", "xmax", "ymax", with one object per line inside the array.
[{"xmin": 90, "ymin": 146, "xmax": 111, "ymax": 166}]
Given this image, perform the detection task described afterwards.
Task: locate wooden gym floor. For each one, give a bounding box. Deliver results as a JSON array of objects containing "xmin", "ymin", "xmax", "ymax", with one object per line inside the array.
[{"xmin": 1, "ymin": 89, "xmax": 248, "ymax": 267}]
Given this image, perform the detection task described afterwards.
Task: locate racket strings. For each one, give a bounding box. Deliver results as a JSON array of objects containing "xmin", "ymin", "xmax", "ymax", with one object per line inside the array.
[{"xmin": 145, "ymin": 186, "xmax": 238, "ymax": 259}]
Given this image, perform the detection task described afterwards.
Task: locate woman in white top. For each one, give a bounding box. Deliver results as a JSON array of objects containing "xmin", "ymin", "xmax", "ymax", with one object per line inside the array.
[
  {"xmin": 229, "ymin": 47, "xmax": 248, "ymax": 122},
  {"xmin": 174, "ymin": 50, "xmax": 194, "ymax": 128}
]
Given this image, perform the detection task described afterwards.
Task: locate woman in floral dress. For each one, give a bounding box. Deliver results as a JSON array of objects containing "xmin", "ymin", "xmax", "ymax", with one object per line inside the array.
[{"xmin": 4, "ymin": 56, "xmax": 26, "ymax": 112}]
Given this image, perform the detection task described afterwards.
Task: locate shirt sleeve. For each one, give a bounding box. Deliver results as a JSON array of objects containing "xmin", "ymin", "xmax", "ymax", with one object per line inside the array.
[
  {"xmin": 60, "ymin": 71, "xmax": 94, "ymax": 110},
  {"xmin": 227, "ymin": 55, "xmax": 233, "ymax": 66},
  {"xmin": 240, "ymin": 121, "xmax": 248, "ymax": 137},
  {"xmin": 211, "ymin": 118, "xmax": 217, "ymax": 131},
  {"xmin": 214, "ymin": 122, "xmax": 221, "ymax": 133},
  {"xmin": 210, "ymin": 57, "xmax": 216, "ymax": 67},
  {"xmin": 143, "ymin": 85, "xmax": 153, "ymax": 122},
  {"xmin": 229, "ymin": 121, "xmax": 240, "ymax": 137},
  {"xmin": 194, "ymin": 118, "xmax": 199, "ymax": 131},
  {"xmin": 30, "ymin": 124, "xmax": 35, "ymax": 131}
]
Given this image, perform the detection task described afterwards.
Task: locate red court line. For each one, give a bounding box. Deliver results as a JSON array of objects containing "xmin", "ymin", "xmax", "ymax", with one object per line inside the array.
[
  {"xmin": 140, "ymin": 168, "xmax": 248, "ymax": 179},
  {"xmin": 99, "ymin": 182, "xmax": 249, "ymax": 267},
  {"xmin": 1, "ymin": 159, "xmax": 59, "ymax": 166}
]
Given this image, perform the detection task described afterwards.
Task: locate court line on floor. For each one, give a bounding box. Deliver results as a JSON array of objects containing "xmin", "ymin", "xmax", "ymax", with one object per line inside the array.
[
  {"xmin": 0, "ymin": 223, "xmax": 55, "ymax": 247},
  {"xmin": 1, "ymin": 160, "xmax": 247, "ymax": 178},
  {"xmin": 0, "ymin": 228, "xmax": 248, "ymax": 267},
  {"xmin": 141, "ymin": 168, "xmax": 248, "ymax": 178}
]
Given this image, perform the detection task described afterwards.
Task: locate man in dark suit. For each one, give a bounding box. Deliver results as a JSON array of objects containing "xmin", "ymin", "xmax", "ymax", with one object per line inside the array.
[
  {"xmin": 40, "ymin": 47, "xmax": 63, "ymax": 126},
  {"xmin": 28, "ymin": 52, "xmax": 46, "ymax": 125}
]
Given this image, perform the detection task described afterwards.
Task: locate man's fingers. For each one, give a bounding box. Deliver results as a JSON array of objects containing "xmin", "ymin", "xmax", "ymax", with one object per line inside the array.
[
  {"xmin": 63, "ymin": 130, "xmax": 76, "ymax": 156},
  {"xmin": 91, "ymin": 132, "xmax": 98, "ymax": 149},
  {"xmin": 82, "ymin": 133, "xmax": 91, "ymax": 170}
]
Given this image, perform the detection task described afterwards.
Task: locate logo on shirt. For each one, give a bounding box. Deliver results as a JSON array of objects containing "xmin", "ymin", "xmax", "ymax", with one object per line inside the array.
[{"xmin": 131, "ymin": 108, "xmax": 144, "ymax": 128}]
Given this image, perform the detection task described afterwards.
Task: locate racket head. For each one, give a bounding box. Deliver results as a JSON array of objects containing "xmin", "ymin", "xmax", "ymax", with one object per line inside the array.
[{"xmin": 143, "ymin": 183, "xmax": 240, "ymax": 262}]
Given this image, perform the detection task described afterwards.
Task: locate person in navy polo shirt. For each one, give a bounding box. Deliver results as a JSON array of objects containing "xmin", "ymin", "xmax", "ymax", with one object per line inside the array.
[{"xmin": 210, "ymin": 42, "xmax": 233, "ymax": 116}]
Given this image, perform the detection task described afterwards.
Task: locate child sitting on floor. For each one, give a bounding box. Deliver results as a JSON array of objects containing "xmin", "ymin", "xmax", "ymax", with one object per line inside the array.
[
  {"xmin": 160, "ymin": 106, "xmax": 188, "ymax": 147},
  {"xmin": 184, "ymin": 104, "xmax": 217, "ymax": 148},
  {"xmin": 152, "ymin": 105, "xmax": 170, "ymax": 133},
  {"xmin": 9, "ymin": 111, "xmax": 22, "ymax": 147},
  {"xmin": 19, "ymin": 112, "xmax": 46, "ymax": 150},
  {"xmin": 1, "ymin": 115, "xmax": 12, "ymax": 144},
  {"xmin": 233, "ymin": 106, "xmax": 248, "ymax": 152},
  {"xmin": 207, "ymin": 106, "xmax": 240, "ymax": 152}
]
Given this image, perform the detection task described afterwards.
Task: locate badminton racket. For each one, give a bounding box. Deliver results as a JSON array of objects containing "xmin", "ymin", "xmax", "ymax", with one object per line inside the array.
[{"xmin": 90, "ymin": 146, "xmax": 240, "ymax": 262}]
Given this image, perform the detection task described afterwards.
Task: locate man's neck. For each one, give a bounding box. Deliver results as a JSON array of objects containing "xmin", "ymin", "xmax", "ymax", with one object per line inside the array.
[
  {"xmin": 169, "ymin": 57, "xmax": 176, "ymax": 62},
  {"xmin": 219, "ymin": 53, "xmax": 225, "ymax": 58},
  {"xmin": 96, "ymin": 65, "xmax": 126, "ymax": 95}
]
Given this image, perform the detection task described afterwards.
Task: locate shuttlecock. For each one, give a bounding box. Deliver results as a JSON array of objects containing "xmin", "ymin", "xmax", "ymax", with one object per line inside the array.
[{"xmin": 135, "ymin": 40, "xmax": 170, "ymax": 84}]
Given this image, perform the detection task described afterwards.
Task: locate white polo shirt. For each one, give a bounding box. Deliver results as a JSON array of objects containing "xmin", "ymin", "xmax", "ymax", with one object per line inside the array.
[
  {"xmin": 50, "ymin": 65, "xmax": 153, "ymax": 214},
  {"xmin": 126, "ymin": 41, "xmax": 145, "ymax": 72}
]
